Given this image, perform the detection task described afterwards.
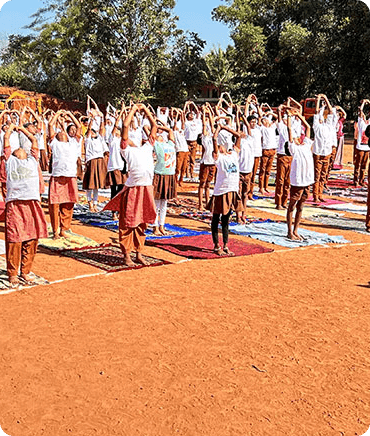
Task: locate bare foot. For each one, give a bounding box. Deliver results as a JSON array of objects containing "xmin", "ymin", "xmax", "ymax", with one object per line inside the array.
[
  {"xmin": 123, "ymin": 253, "xmax": 135, "ymax": 267},
  {"xmin": 276, "ymin": 205, "xmax": 284, "ymax": 210},
  {"xmin": 159, "ymin": 226, "xmax": 167, "ymax": 236},
  {"xmin": 265, "ymin": 188, "xmax": 270, "ymax": 193},
  {"xmin": 112, "ymin": 212, "xmax": 118, "ymax": 221},
  {"xmin": 88, "ymin": 201, "xmax": 94, "ymax": 212},
  {"xmin": 20, "ymin": 274, "xmax": 35, "ymax": 284},
  {"xmin": 152, "ymin": 227, "xmax": 162, "ymax": 236},
  {"xmin": 136, "ymin": 253, "xmax": 149, "ymax": 265},
  {"xmin": 199, "ymin": 205, "xmax": 204, "ymax": 211},
  {"xmin": 9, "ymin": 276, "xmax": 19, "ymax": 286},
  {"xmin": 287, "ymin": 233, "xmax": 299, "ymax": 240},
  {"xmin": 52, "ymin": 233, "xmax": 61, "ymax": 240},
  {"xmin": 59, "ymin": 230, "xmax": 69, "ymax": 238},
  {"xmin": 318, "ymin": 197, "xmax": 326, "ymax": 202},
  {"xmin": 293, "ymin": 231, "xmax": 303, "ymax": 241},
  {"xmin": 93, "ymin": 205, "xmax": 99, "ymax": 213}
]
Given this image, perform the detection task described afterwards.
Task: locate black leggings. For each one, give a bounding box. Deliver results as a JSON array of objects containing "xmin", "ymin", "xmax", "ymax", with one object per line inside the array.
[
  {"xmin": 110, "ymin": 184, "xmax": 124, "ymax": 199},
  {"xmin": 211, "ymin": 210, "xmax": 231, "ymax": 246}
]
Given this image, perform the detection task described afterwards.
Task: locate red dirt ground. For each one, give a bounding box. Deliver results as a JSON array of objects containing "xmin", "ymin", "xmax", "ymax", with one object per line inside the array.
[{"xmin": 0, "ymin": 142, "xmax": 370, "ymax": 436}]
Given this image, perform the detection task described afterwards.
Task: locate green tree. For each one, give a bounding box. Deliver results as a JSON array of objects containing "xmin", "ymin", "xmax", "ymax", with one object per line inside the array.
[
  {"xmin": 212, "ymin": 0, "xmax": 370, "ymax": 113},
  {"xmin": 0, "ymin": 0, "xmax": 180, "ymax": 103},
  {"xmin": 203, "ymin": 46, "xmax": 236, "ymax": 96}
]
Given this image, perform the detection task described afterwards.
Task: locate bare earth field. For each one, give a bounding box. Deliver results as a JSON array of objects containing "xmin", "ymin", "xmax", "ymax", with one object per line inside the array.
[{"xmin": 0, "ymin": 141, "xmax": 370, "ymax": 436}]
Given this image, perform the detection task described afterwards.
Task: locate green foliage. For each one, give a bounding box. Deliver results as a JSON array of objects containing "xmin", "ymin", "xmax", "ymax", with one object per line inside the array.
[
  {"xmin": 213, "ymin": 0, "xmax": 370, "ymax": 115},
  {"xmin": 153, "ymin": 32, "xmax": 208, "ymax": 106},
  {"xmin": 203, "ymin": 46, "xmax": 236, "ymax": 95},
  {"xmin": 0, "ymin": 0, "xmax": 180, "ymax": 103}
]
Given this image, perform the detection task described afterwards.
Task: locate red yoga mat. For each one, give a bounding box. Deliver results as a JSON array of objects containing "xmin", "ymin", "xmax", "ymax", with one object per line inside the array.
[{"xmin": 147, "ymin": 234, "xmax": 273, "ymax": 259}]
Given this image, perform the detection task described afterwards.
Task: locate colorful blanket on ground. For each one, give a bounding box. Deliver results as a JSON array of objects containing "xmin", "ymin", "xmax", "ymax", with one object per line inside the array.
[
  {"xmin": 229, "ymin": 222, "xmax": 350, "ymax": 248},
  {"xmin": 248, "ymin": 198, "xmax": 343, "ymax": 218},
  {"xmin": 328, "ymin": 187, "xmax": 368, "ymax": 203},
  {"xmin": 0, "ymin": 257, "xmax": 49, "ymax": 291},
  {"xmin": 308, "ymin": 215, "xmax": 368, "ymax": 235},
  {"xmin": 39, "ymin": 228, "xmax": 100, "ymax": 251},
  {"xmin": 59, "ymin": 244, "xmax": 172, "ymax": 272},
  {"xmin": 321, "ymin": 203, "xmax": 367, "ymax": 216},
  {"xmin": 147, "ymin": 234, "xmax": 273, "ymax": 259},
  {"xmin": 0, "ymin": 240, "xmax": 6, "ymax": 255},
  {"xmin": 146, "ymin": 224, "xmax": 209, "ymax": 240}
]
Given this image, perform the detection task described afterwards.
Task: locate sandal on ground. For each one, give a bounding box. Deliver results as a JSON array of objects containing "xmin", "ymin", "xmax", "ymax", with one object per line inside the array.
[
  {"xmin": 213, "ymin": 246, "xmax": 224, "ymax": 256},
  {"xmin": 223, "ymin": 247, "xmax": 234, "ymax": 256}
]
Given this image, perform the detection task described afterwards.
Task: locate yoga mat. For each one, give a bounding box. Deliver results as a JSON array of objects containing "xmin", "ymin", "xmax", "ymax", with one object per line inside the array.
[
  {"xmin": 308, "ymin": 215, "xmax": 369, "ymax": 235},
  {"xmin": 230, "ymin": 222, "xmax": 350, "ymax": 248},
  {"xmin": 249, "ymin": 198, "xmax": 343, "ymax": 218},
  {"xmin": 59, "ymin": 244, "xmax": 172, "ymax": 272},
  {"xmin": 39, "ymin": 228, "xmax": 100, "ymax": 251},
  {"xmin": 146, "ymin": 224, "xmax": 209, "ymax": 240},
  {"xmin": 0, "ymin": 257, "xmax": 49, "ymax": 290},
  {"xmin": 147, "ymin": 234, "xmax": 273, "ymax": 259},
  {"xmin": 0, "ymin": 239, "xmax": 5, "ymax": 255},
  {"xmin": 322, "ymin": 203, "xmax": 367, "ymax": 215}
]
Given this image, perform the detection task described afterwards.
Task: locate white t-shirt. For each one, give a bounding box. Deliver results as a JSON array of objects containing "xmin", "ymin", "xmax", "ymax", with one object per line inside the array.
[
  {"xmin": 200, "ymin": 134, "xmax": 215, "ymax": 165},
  {"xmin": 68, "ymin": 135, "xmax": 82, "ymax": 159},
  {"xmin": 128, "ymin": 127, "xmax": 143, "ymax": 147},
  {"xmin": 289, "ymin": 138, "xmax": 315, "ymax": 187},
  {"xmin": 174, "ymin": 130, "xmax": 189, "ymax": 152},
  {"xmin": 50, "ymin": 138, "xmax": 80, "ymax": 177},
  {"xmin": 261, "ymin": 124, "xmax": 278, "ymax": 150},
  {"xmin": 107, "ymin": 136, "xmax": 125, "ymax": 172},
  {"xmin": 6, "ymin": 155, "xmax": 40, "ymax": 202},
  {"xmin": 250, "ymin": 126, "xmax": 262, "ymax": 157},
  {"xmin": 277, "ymin": 121, "xmax": 289, "ymax": 155},
  {"xmin": 85, "ymin": 135, "xmax": 108, "ymax": 162},
  {"xmin": 357, "ymin": 117, "xmax": 370, "ymax": 151},
  {"xmin": 239, "ymin": 136, "xmax": 254, "ymax": 173},
  {"xmin": 184, "ymin": 117, "xmax": 202, "ymax": 141},
  {"xmin": 122, "ymin": 142, "xmax": 154, "ymax": 187},
  {"xmin": 19, "ymin": 132, "xmax": 32, "ymax": 154},
  {"xmin": 217, "ymin": 129, "xmax": 233, "ymax": 151},
  {"xmin": 213, "ymin": 151, "xmax": 239, "ymax": 196},
  {"xmin": 313, "ymin": 114, "xmax": 333, "ymax": 156},
  {"xmin": 0, "ymin": 131, "xmax": 21, "ymax": 155}
]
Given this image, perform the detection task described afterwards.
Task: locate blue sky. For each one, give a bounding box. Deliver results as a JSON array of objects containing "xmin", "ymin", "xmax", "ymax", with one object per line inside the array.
[{"xmin": 0, "ymin": 0, "xmax": 232, "ymax": 52}]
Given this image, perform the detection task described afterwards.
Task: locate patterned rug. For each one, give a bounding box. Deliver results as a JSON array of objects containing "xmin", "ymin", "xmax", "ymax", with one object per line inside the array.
[
  {"xmin": 59, "ymin": 244, "xmax": 172, "ymax": 272},
  {"xmin": 0, "ymin": 257, "xmax": 49, "ymax": 291},
  {"xmin": 39, "ymin": 228, "xmax": 100, "ymax": 251},
  {"xmin": 147, "ymin": 234, "xmax": 273, "ymax": 259}
]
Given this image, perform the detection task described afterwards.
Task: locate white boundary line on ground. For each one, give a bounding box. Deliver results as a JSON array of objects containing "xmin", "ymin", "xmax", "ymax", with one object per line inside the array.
[
  {"xmin": 0, "ymin": 258, "xmax": 192, "ymax": 296},
  {"xmin": 0, "ymin": 242, "xmax": 368, "ymax": 296}
]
